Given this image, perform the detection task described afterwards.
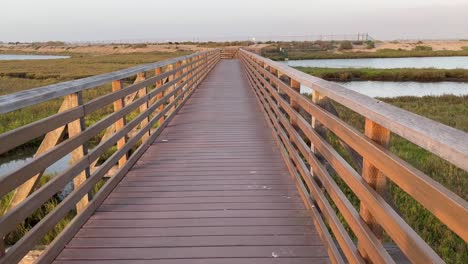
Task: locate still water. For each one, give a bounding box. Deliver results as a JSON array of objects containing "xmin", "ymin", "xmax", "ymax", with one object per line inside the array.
[
  {"xmin": 286, "ymin": 56, "xmax": 468, "ymax": 69},
  {"xmin": 301, "ymin": 81, "xmax": 468, "ymax": 98},
  {"xmin": 0, "ymin": 54, "xmax": 70, "ymax": 60},
  {"xmin": 0, "ymin": 154, "xmax": 71, "ymax": 177}
]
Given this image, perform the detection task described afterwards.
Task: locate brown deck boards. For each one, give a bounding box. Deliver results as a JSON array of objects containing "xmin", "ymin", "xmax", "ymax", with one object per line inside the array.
[{"xmin": 53, "ymin": 60, "xmax": 329, "ymax": 263}]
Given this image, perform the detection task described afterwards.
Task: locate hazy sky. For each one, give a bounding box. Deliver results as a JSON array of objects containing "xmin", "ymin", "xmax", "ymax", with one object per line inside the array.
[{"xmin": 1, "ymin": 0, "xmax": 467, "ymax": 42}]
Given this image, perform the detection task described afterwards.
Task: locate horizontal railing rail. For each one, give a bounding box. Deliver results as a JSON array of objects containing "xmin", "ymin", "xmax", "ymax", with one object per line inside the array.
[
  {"xmin": 239, "ymin": 49, "xmax": 468, "ymax": 264},
  {"xmin": 0, "ymin": 49, "xmax": 220, "ymax": 263},
  {"xmin": 0, "ymin": 50, "xmax": 216, "ymax": 114},
  {"xmin": 220, "ymin": 48, "xmax": 238, "ymax": 59}
]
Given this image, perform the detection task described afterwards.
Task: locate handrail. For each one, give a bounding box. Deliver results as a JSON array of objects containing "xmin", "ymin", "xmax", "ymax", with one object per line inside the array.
[
  {"xmin": 0, "ymin": 50, "xmax": 215, "ymax": 114},
  {"xmin": 239, "ymin": 48, "xmax": 468, "ymax": 264},
  {"xmin": 240, "ymin": 50, "xmax": 468, "ymax": 172},
  {"xmin": 0, "ymin": 49, "xmax": 220, "ymax": 263}
]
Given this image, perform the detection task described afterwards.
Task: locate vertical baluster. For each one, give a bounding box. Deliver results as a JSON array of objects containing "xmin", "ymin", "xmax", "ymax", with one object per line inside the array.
[
  {"xmin": 137, "ymin": 72, "xmax": 150, "ymax": 142},
  {"xmin": 175, "ymin": 60, "xmax": 184, "ymax": 104},
  {"xmin": 67, "ymin": 91, "xmax": 90, "ymax": 213},
  {"xmin": 198, "ymin": 55, "xmax": 205, "ymax": 85},
  {"xmin": 186, "ymin": 57, "xmax": 194, "ymax": 93},
  {"xmin": 311, "ymin": 90, "xmax": 325, "ymax": 153},
  {"xmin": 112, "ymin": 80, "xmax": 127, "ymax": 168},
  {"xmin": 290, "ymin": 78, "xmax": 300, "ymax": 120},
  {"xmin": 268, "ymin": 67, "xmax": 278, "ymax": 110},
  {"xmin": 154, "ymin": 67, "xmax": 164, "ymax": 126},
  {"xmin": 358, "ymin": 118, "xmax": 390, "ymax": 259},
  {"xmin": 167, "ymin": 64, "xmax": 175, "ymax": 114}
]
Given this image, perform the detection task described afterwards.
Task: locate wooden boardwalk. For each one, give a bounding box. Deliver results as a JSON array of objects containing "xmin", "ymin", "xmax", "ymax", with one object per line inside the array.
[{"xmin": 53, "ymin": 60, "xmax": 329, "ymax": 263}]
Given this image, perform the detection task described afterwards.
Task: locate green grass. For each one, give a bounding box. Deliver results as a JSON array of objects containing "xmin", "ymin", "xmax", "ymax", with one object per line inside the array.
[
  {"xmin": 0, "ymin": 49, "xmax": 190, "ymax": 249},
  {"xmin": 304, "ymin": 94, "xmax": 468, "ymax": 263},
  {"xmin": 296, "ymin": 67, "xmax": 468, "ymax": 82},
  {"xmin": 263, "ymin": 47, "xmax": 468, "ymax": 61},
  {"xmin": 0, "ymin": 174, "xmax": 76, "ymax": 245},
  {"xmin": 0, "ymin": 50, "xmax": 191, "ymax": 135}
]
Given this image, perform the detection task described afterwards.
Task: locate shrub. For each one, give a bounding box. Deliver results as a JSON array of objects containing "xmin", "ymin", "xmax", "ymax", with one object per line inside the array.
[
  {"xmin": 131, "ymin": 43, "xmax": 147, "ymax": 49},
  {"xmin": 44, "ymin": 41, "xmax": 65, "ymax": 46},
  {"xmin": 339, "ymin": 41, "xmax": 353, "ymax": 50},
  {"xmin": 413, "ymin": 45, "xmax": 433, "ymax": 51},
  {"xmin": 366, "ymin": 41, "xmax": 375, "ymax": 49}
]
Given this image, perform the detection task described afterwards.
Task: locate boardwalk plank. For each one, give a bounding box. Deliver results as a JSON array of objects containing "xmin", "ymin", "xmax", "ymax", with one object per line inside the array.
[{"xmin": 53, "ymin": 60, "xmax": 328, "ymax": 263}]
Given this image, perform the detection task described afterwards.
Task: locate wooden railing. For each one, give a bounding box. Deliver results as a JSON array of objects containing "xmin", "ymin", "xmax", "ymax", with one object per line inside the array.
[
  {"xmin": 239, "ymin": 49, "xmax": 468, "ymax": 264},
  {"xmin": 220, "ymin": 48, "xmax": 238, "ymax": 59},
  {"xmin": 0, "ymin": 49, "xmax": 220, "ymax": 263}
]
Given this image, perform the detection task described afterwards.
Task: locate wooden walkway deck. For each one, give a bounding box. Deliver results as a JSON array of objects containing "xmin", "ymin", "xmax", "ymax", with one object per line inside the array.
[{"xmin": 53, "ymin": 60, "xmax": 329, "ymax": 263}]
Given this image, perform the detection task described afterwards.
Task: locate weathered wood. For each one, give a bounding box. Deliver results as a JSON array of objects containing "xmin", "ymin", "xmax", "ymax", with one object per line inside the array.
[
  {"xmin": 66, "ymin": 92, "xmax": 90, "ymax": 213},
  {"xmin": 36, "ymin": 51, "xmax": 218, "ymax": 264},
  {"xmin": 3, "ymin": 48, "xmax": 467, "ymax": 264},
  {"xmin": 0, "ymin": 51, "xmax": 219, "ymax": 264},
  {"xmin": 166, "ymin": 64, "xmax": 176, "ymax": 115},
  {"xmin": 155, "ymin": 67, "xmax": 165, "ymax": 125},
  {"xmin": 250, "ymin": 72, "xmax": 364, "ymax": 264},
  {"xmin": 360, "ymin": 119, "xmax": 391, "ymax": 240},
  {"xmin": 174, "ymin": 61, "xmax": 183, "ymax": 105},
  {"xmin": 240, "ymin": 51, "xmax": 453, "ymax": 263},
  {"xmin": 0, "ymin": 106, "xmax": 82, "ymax": 156},
  {"xmin": 0, "ymin": 51, "xmax": 215, "ymax": 114},
  {"xmin": 242, "ymin": 50, "xmax": 468, "ymax": 242},
  {"xmin": 137, "ymin": 72, "xmax": 150, "ymax": 142},
  {"xmin": 244, "ymin": 62, "xmax": 393, "ymax": 263},
  {"xmin": 111, "ymin": 80, "xmax": 127, "ymax": 168},
  {"xmin": 311, "ymin": 90, "xmax": 325, "ymax": 154},
  {"xmin": 240, "ymin": 49, "xmax": 468, "ymax": 172},
  {"xmin": 1, "ymin": 84, "xmax": 175, "ymax": 236},
  {"xmin": 5, "ymin": 99, "xmax": 73, "ymax": 211},
  {"xmin": 46, "ymin": 60, "xmax": 327, "ymax": 264},
  {"xmin": 0, "ymin": 86, "xmax": 169, "ymax": 199},
  {"xmin": 290, "ymin": 78, "xmax": 300, "ymax": 109}
]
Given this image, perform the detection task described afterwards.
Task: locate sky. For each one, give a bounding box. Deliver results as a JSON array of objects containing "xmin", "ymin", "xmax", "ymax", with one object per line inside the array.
[{"xmin": 1, "ymin": 0, "xmax": 467, "ymax": 42}]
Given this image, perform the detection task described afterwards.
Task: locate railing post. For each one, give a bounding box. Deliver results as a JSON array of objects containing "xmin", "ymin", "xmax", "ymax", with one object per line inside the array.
[
  {"xmin": 358, "ymin": 118, "xmax": 391, "ymax": 258},
  {"xmin": 112, "ymin": 80, "xmax": 127, "ymax": 168},
  {"xmin": 5, "ymin": 98, "xmax": 73, "ymax": 212},
  {"xmin": 167, "ymin": 64, "xmax": 176, "ymax": 114},
  {"xmin": 290, "ymin": 78, "xmax": 301, "ymax": 114},
  {"xmin": 155, "ymin": 67, "xmax": 164, "ymax": 126},
  {"xmin": 137, "ymin": 72, "xmax": 150, "ymax": 142},
  {"xmin": 178, "ymin": 60, "xmax": 187, "ymax": 104},
  {"xmin": 311, "ymin": 90, "xmax": 325, "ymax": 153},
  {"xmin": 174, "ymin": 61, "xmax": 182, "ymax": 98},
  {"xmin": 268, "ymin": 67, "xmax": 279, "ymax": 110},
  {"xmin": 66, "ymin": 91, "xmax": 90, "ymax": 213},
  {"xmin": 192, "ymin": 55, "xmax": 198, "ymax": 88}
]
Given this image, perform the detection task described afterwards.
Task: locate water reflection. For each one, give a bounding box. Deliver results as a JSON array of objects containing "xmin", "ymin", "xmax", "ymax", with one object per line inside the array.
[
  {"xmin": 0, "ymin": 54, "xmax": 70, "ymax": 60},
  {"xmin": 301, "ymin": 81, "xmax": 468, "ymax": 98},
  {"xmin": 286, "ymin": 56, "xmax": 468, "ymax": 69}
]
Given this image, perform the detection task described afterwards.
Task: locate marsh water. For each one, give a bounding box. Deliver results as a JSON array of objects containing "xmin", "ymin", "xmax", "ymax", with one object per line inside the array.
[
  {"xmin": 0, "ymin": 154, "xmax": 71, "ymax": 177},
  {"xmin": 1, "ymin": 54, "xmax": 468, "ymax": 177},
  {"xmin": 286, "ymin": 56, "xmax": 468, "ymax": 69},
  {"xmin": 0, "ymin": 54, "xmax": 70, "ymax": 60},
  {"xmin": 301, "ymin": 81, "xmax": 468, "ymax": 98}
]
